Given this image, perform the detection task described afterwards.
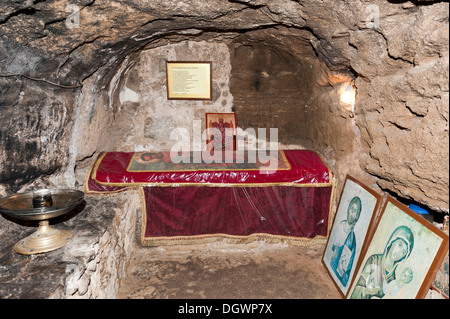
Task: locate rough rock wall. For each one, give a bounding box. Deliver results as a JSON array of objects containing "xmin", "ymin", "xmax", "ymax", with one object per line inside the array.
[
  {"xmin": 296, "ymin": 1, "xmax": 449, "ymax": 212},
  {"xmin": 0, "ymin": 0, "xmax": 448, "ymax": 214},
  {"xmin": 354, "ymin": 4, "xmax": 449, "ymax": 212},
  {"xmin": 0, "ymin": 77, "xmax": 80, "ymax": 193}
]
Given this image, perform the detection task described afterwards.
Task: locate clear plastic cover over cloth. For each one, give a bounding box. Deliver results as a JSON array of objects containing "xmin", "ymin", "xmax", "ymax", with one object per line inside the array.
[{"xmin": 85, "ymin": 150, "xmax": 336, "ymax": 246}]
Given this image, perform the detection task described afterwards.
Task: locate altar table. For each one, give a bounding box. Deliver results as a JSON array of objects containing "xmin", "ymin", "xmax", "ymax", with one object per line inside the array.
[{"xmin": 85, "ymin": 150, "xmax": 336, "ymax": 246}]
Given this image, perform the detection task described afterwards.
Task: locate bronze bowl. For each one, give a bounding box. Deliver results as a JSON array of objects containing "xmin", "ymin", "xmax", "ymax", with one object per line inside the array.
[{"xmin": 0, "ymin": 189, "xmax": 84, "ymax": 255}]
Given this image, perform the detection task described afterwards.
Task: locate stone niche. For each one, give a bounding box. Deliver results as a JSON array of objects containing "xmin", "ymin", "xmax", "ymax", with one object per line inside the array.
[{"xmin": 74, "ymin": 28, "xmax": 359, "ymax": 191}]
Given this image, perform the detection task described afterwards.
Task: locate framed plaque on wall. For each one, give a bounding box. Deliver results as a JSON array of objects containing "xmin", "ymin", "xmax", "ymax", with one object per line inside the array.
[{"xmin": 166, "ymin": 61, "xmax": 212, "ymax": 100}]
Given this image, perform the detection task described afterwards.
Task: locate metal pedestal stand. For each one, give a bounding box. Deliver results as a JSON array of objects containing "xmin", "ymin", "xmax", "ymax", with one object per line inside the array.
[{"xmin": 0, "ymin": 189, "xmax": 84, "ymax": 255}]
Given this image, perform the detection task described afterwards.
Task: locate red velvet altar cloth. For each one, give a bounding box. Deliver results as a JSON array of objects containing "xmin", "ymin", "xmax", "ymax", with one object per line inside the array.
[
  {"xmin": 141, "ymin": 186, "xmax": 333, "ymax": 245},
  {"xmin": 89, "ymin": 150, "xmax": 332, "ymax": 187},
  {"xmin": 85, "ymin": 150, "xmax": 335, "ymax": 246}
]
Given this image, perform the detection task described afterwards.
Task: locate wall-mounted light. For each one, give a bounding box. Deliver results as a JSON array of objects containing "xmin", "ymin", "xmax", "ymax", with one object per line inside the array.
[{"xmin": 340, "ymin": 81, "xmax": 356, "ymax": 117}]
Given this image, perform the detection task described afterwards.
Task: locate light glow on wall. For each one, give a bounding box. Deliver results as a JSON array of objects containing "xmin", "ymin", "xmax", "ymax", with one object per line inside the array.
[{"xmin": 340, "ymin": 81, "xmax": 356, "ymax": 116}]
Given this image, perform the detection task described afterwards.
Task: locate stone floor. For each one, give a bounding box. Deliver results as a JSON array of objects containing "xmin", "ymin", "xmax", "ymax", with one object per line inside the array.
[{"xmin": 117, "ymin": 240, "xmax": 342, "ymax": 299}]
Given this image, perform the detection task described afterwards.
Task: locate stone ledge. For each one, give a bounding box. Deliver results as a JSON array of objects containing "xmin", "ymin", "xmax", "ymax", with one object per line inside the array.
[{"xmin": 0, "ymin": 190, "xmax": 140, "ymax": 299}]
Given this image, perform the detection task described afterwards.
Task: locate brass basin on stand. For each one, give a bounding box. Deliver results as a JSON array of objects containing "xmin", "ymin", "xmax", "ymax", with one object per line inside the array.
[{"xmin": 0, "ymin": 189, "xmax": 84, "ymax": 255}]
